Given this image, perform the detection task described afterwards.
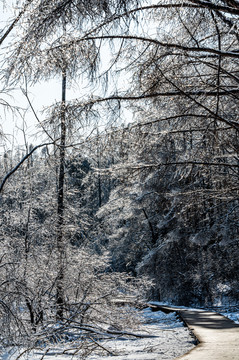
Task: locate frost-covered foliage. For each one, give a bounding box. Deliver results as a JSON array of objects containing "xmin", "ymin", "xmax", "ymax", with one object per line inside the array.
[
  {"xmin": 1, "ymin": 1, "xmax": 239, "ymax": 353},
  {"xmin": 93, "ymin": 0, "xmax": 239, "ymax": 305},
  {"xmin": 1, "ymin": 308, "xmax": 196, "ymax": 360},
  {"xmin": 5, "ymin": 0, "xmax": 141, "ymax": 83},
  {"xmin": 96, "ymin": 104, "xmax": 239, "ymax": 304},
  {"xmin": 0, "ymin": 149, "xmax": 150, "ymax": 352},
  {"xmin": 97, "ymin": 106, "xmax": 239, "ymax": 304}
]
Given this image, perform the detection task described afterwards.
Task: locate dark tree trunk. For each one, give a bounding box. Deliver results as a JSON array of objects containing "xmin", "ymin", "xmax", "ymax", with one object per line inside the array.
[
  {"xmin": 97, "ymin": 133, "xmax": 102, "ymax": 208},
  {"xmin": 56, "ymin": 69, "xmax": 66, "ymax": 321},
  {"xmin": 142, "ymin": 208, "xmax": 157, "ymax": 246}
]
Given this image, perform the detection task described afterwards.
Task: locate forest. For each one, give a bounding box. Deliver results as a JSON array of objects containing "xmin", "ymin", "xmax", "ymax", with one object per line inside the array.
[{"xmin": 0, "ymin": 0, "xmax": 239, "ymax": 356}]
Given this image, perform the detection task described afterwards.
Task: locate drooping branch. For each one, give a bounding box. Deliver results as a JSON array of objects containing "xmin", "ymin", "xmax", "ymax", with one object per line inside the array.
[
  {"xmin": 0, "ymin": 0, "xmax": 34, "ymax": 46},
  {"xmin": 153, "ymin": 68, "xmax": 239, "ymax": 131},
  {"xmin": 188, "ymin": 0, "xmax": 239, "ymax": 14},
  {"xmin": 21, "ymin": 82, "xmax": 55, "ymax": 142},
  {"xmin": 52, "ymin": 34, "xmax": 239, "ymax": 59},
  {"xmin": 68, "ymin": 92, "xmax": 239, "ymax": 131},
  {"xmin": 0, "ymin": 141, "xmax": 55, "ymax": 193},
  {"xmin": 107, "ymin": 161, "xmax": 239, "ymax": 172}
]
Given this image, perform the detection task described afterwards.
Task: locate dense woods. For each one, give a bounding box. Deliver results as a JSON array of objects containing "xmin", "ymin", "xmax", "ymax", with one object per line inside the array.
[{"xmin": 0, "ymin": 0, "xmax": 239, "ymax": 354}]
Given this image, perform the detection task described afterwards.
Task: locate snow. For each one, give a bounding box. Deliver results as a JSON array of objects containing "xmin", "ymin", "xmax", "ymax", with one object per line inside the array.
[
  {"xmin": 2, "ymin": 304, "xmax": 238, "ymax": 360},
  {"xmin": 1, "ymin": 308, "xmax": 196, "ymax": 360},
  {"xmin": 86, "ymin": 309, "xmax": 196, "ymax": 360},
  {"xmin": 219, "ymin": 307, "xmax": 239, "ymax": 324}
]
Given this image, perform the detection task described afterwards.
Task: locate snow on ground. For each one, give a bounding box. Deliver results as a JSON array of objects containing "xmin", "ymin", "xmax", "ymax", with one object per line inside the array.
[
  {"xmin": 219, "ymin": 307, "xmax": 239, "ymax": 324},
  {"xmin": 3, "ymin": 304, "xmax": 238, "ymax": 360},
  {"xmin": 86, "ymin": 308, "xmax": 196, "ymax": 360},
  {"xmin": 1, "ymin": 308, "xmax": 196, "ymax": 360}
]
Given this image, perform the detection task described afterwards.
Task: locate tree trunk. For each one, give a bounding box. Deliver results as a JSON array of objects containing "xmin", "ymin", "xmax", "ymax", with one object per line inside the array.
[
  {"xmin": 56, "ymin": 69, "xmax": 66, "ymax": 321},
  {"xmin": 97, "ymin": 131, "xmax": 102, "ymax": 208}
]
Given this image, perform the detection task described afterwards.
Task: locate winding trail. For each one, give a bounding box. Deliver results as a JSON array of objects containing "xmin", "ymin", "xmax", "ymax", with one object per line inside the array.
[{"xmin": 154, "ymin": 305, "xmax": 239, "ymax": 360}]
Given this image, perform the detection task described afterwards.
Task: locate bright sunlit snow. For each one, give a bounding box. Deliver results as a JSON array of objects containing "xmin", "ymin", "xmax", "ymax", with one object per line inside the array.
[{"xmin": 1, "ymin": 308, "xmax": 196, "ymax": 360}]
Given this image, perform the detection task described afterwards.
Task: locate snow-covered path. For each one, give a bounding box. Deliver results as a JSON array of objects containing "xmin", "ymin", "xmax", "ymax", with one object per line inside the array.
[
  {"xmin": 178, "ymin": 308, "xmax": 239, "ymax": 360},
  {"xmin": 153, "ymin": 305, "xmax": 239, "ymax": 360}
]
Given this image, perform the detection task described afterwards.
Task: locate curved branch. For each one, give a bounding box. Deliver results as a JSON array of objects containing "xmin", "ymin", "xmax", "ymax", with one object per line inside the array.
[
  {"xmin": 0, "ymin": 141, "xmax": 56, "ymax": 193},
  {"xmin": 113, "ymin": 161, "xmax": 239, "ymax": 171},
  {"xmin": 188, "ymin": 0, "xmax": 239, "ymax": 14},
  {"xmin": 80, "ymin": 35, "xmax": 239, "ymax": 58},
  {"xmin": 0, "ymin": 0, "xmax": 34, "ymax": 46},
  {"xmin": 72, "ymin": 91, "xmax": 239, "ymax": 131}
]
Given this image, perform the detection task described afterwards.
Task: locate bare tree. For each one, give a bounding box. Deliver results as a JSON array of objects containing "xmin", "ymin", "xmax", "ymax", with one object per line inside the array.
[{"xmin": 0, "ymin": 0, "xmax": 152, "ymax": 354}]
